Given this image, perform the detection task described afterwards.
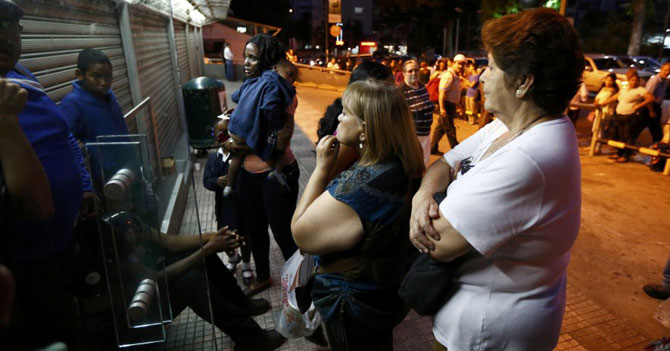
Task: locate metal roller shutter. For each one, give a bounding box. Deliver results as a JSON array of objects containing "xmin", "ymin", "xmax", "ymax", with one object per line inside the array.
[
  {"xmin": 187, "ymin": 25, "xmax": 202, "ymax": 78},
  {"xmin": 129, "ymin": 5, "xmax": 181, "ymax": 158},
  {"xmin": 173, "ymin": 20, "xmax": 191, "ymax": 84},
  {"xmin": 15, "ymin": 0, "xmax": 134, "ymax": 114}
]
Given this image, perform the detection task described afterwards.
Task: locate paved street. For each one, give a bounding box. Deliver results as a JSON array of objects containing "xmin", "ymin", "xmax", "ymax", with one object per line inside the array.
[{"xmin": 165, "ymin": 82, "xmax": 670, "ymax": 350}]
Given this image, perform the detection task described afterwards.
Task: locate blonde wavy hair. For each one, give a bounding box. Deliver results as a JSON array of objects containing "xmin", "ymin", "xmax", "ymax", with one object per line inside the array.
[{"xmin": 341, "ymin": 80, "xmax": 425, "ymax": 179}]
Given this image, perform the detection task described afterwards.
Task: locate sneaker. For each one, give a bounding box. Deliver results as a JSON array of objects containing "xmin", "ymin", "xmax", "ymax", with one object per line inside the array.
[
  {"xmin": 615, "ymin": 155, "xmax": 630, "ymax": 163},
  {"xmin": 644, "ymin": 284, "xmax": 670, "ymax": 300},
  {"xmin": 223, "ymin": 185, "xmax": 234, "ymax": 198},
  {"xmin": 244, "ymin": 298, "xmax": 272, "ymax": 316},
  {"xmin": 226, "ymin": 262, "xmax": 237, "ymax": 273},
  {"xmin": 234, "ymin": 329, "xmax": 286, "ymax": 351},
  {"xmin": 244, "ymin": 278, "xmax": 272, "ymax": 297},
  {"xmin": 267, "ymin": 170, "xmax": 291, "ymax": 194},
  {"xmin": 242, "ymin": 267, "xmax": 255, "ymax": 287}
]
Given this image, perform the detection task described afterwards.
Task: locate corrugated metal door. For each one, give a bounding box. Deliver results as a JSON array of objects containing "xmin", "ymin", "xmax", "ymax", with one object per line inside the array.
[
  {"xmin": 173, "ymin": 20, "xmax": 191, "ymax": 84},
  {"xmin": 187, "ymin": 25, "xmax": 203, "ymax": 77},
  {"xmin": 129, "ymin": 5, "xmax": 181, "ymax": 157},
  {"xmin": 15, "ymin": 0, "xmax": 134, "ymax": 113}
]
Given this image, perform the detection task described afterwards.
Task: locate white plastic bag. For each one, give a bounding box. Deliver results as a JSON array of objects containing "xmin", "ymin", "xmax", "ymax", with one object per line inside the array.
[{"xmin": 274, "ymin": 250, "xmax": 321, "ymax": 338}]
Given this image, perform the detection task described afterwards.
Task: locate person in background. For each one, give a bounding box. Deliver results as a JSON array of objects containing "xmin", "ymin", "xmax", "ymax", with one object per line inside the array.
[
  {"xmin": 394, "ymin": 58, "xmax": 405, "ymax": 86},
  {"xmin": 59, "ymin": 48, "xmax": 129, "ymax": 188},
  {"xmin": 203, "ymin": 118, "xmax": 255, "ymax": 286},
  {"xmin": 286, "ymin": 48, "xmax": 297, "ymax": 63},
  {"xmin": 431, "ymin": 54, "xmax": 464, "ymax": 154},
  {"xmin": 418, "ymin": 60, "xmax": 431, "ymax": 86},
  {"xmin": 223, "ymin": 42, "xmax": 235, "ymax": 81},
  {"xmin": 430, "ymin": 58, "xmax": 448, "ymax": 80},
  {"xmin": 641, "ymin": 62, "xmax": 670, "ymax": 143},
  {"xmin": 410, "ymin": 8, "xmax": 583, "ymax": 350},
  {"xmin": 567, "ymin": 78, "xmax": 588, "ymax": 126},
  {"xmin": 401, "ymin": 59, "xmax": 434, "ymax": 165},
  {"xmin": 462, "ymin": 61, "xmax": 481, "ymax": 125},
  {"xmin": 327, "ymin": 57, "xmax": 340, "ymax": 70},
  {"xmin": 0, "ymin": 1, "xmax": 98, "ymax": 348},
  {"xmin": 292, "ymin": 80, "xmax": 424, "ymax": 349},
  {"xmin": 598, "ymin": 69, "xmax": 654, "ymax": 163},
  {"xmin": 591, "ymin": 73, "xmax": 619, "ymax": 153}
]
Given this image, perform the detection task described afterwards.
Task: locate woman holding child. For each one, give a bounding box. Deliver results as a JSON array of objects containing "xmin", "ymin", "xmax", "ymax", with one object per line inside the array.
[
  {"xmin": 224, "ymin": 34, "xmax": 299, "ymax": 296},
  {"xmin": 291, "ymin": 80, "xmax": 424, "ymax": 349}
]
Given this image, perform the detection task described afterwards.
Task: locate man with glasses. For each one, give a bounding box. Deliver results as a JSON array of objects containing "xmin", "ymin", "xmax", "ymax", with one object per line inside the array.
[
  {"xmin": 0, "ymin": 1, "xmax": 97, "ymax": 349},
  {"xmin": 400, "ymin": 59, "xmax": 435, "ymax": 165}
]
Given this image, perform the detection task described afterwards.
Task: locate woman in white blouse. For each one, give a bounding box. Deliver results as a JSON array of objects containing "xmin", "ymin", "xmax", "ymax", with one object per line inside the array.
[{"xmin": 409, "ymin": 8, "xmax": 583, "ymax": 351}]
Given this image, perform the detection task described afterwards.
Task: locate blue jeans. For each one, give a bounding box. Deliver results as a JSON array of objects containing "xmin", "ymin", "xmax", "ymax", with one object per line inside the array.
[
  {"xmin": 312, "ymin": 274, "xmax": 409, "ymax": 351},
  {"xmin": 225, "ymin": 59, "xmax": 235, "ymax": 81}
]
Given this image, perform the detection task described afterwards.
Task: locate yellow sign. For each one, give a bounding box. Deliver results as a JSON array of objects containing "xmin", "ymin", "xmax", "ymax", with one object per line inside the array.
[
  {"xmin": 330, "ymin": 25, "xmax": 341, "ymax": 37},
  {"xmin": 328, "ymin": 0, "xmax": 342, "ymax": 23}
]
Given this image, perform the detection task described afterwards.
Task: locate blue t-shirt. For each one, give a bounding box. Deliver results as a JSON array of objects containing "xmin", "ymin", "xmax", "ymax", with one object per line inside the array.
[
  {"xmin": 229, "ymin": 70, "xmax": 295, "ymax": 160},
  {"xmin": 319, "ymin": 159, "xmax": 412, "ymax": 286},
  {"xmin": 59, "ymin": 80, "xmax": 129, "ymax": 185},
  {"xmin": 1, "ymin": 64, "xmax": 90, "ymax": 263}
]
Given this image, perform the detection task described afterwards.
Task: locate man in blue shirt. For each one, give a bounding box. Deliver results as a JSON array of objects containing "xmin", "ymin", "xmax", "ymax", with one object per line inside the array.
[
  {"xmin": 0, "ymin": 1, "xmax": 97, "ymax": 349},
  {"xmin": 59, "ymin": 48, "xmax": 130, "ymax": 188}
]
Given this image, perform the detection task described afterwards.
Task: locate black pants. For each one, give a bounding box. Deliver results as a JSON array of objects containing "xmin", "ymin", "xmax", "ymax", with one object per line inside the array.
[
  {"xmin": 633, "ymin": 103, "xmax": 664, "ymax": 143},
  {"xmin": 1, "ymin": 247, "xmax": 81, "ymax": 351},
  {"xmin": 236, "ymin": 161, "xmax": 299, "ymax": 281},
  {"xmin": 169, "ymin": 255, "xmax": 265, "ymax": 348},
  {"xmin": 431, "ymin": 101, "xmax": 459, "ymax": 150},
  {"xmin": 614, "ymin": 113, "xmax": 637, "ymax": 157}
]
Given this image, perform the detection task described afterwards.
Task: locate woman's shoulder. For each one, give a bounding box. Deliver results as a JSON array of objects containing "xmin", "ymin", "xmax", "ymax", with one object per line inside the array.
[{"xmin": 333, "ymin": 160, "xmax": 407, "ymax": 196}]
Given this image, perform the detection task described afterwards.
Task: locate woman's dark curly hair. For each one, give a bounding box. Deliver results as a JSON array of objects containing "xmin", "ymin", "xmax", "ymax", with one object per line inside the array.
[
  {"xmin": 481, "ymin": 7, "xmax": 584, "ymax": 114},
  {"xmin": 246, "ymin": 34, "xmax": 285, "ymax": 72}
]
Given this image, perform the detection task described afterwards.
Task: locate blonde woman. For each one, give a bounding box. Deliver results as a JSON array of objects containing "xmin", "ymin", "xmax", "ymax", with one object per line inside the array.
[{"xmin": 291, "ymin": 80, "xmax": 424, "ymax": 350}]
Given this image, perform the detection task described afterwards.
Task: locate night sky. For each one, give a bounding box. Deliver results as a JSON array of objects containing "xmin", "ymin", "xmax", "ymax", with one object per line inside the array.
[{"xmin": 228, "ymin": 0, "xmax": 291, "ymax": 28}]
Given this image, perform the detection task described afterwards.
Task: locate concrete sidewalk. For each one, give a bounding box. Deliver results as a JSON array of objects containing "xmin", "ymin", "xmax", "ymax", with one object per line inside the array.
[{"xmin": 161, "ymin": 84, "xmax": 658, "ymax": 351}]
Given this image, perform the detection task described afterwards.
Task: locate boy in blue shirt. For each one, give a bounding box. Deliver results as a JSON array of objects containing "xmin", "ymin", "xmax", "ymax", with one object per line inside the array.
[{"xmin": 59, "ymin": 48, "xmax": 129, "ymax": 187}]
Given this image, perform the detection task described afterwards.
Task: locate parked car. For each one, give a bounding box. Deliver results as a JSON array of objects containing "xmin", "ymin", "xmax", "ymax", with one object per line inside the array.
[
  {"xmin": 583, "ymin": 54, "xmax": 652, "ymax": 92},
  {"xmin": 628, "ymin": 56, "xmax": 662, "ymax": 74}
]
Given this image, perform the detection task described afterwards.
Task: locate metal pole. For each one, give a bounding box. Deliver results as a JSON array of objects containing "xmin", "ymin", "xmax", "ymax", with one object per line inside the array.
[
  {"xmin": 325, "ymin": 0, "xmax": 329, "ymax": 59},
  {"xmin": 560, "ymin": 0, "xmax": 567, "ymax": 15},
  {"xmin": 455, "ymin": 17, "xmax": 460, "ymax": 54},
  {"xmin": 442, "ymin": 25, "xmax": 447, "ymax": 57}
]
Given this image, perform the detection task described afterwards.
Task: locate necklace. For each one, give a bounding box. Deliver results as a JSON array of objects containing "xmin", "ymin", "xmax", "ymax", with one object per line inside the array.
[{"xmin": 481, "ymin": 114, "xmax": 555, "ymax": 161}]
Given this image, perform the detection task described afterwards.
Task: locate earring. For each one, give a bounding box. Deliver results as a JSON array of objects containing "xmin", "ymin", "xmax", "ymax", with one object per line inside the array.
[
  {"xmin": 516, "ymin": 89, "xmax": 522, "ymax": 97},
  {"xmin": 359, "ymin": 142, "xmax": 363, "ymax": 149}
]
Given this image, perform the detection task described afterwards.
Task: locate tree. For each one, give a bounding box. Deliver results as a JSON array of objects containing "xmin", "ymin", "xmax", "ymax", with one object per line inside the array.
[{"xmin": 628, "ymin": 0, "xmax": 646, "ymax": 55}]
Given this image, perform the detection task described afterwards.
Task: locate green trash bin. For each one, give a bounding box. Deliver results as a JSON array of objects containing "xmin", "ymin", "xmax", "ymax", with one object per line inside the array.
[{"xmin": 181, "ymin": 77, "xmax": 227, "ymax": 149}]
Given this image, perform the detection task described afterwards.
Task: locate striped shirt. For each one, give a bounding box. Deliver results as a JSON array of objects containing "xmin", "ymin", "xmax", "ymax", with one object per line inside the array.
[{"xmin": 401, "ymin": 83, "xmax": 435, "ymax": 136}]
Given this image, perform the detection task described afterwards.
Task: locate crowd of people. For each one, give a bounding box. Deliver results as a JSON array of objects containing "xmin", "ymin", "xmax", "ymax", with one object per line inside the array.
[{"xmin": 2, "ymin": 0, "xmax": 668, "ymax": 349}]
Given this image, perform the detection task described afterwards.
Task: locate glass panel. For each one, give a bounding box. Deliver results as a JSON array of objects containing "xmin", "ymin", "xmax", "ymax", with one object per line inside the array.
[{"xmin": 86, "ymin": 138, "xmax": 171, "ymax": 347}]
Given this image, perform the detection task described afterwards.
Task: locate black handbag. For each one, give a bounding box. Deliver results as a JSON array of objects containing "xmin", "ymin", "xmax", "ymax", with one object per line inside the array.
[
  {"xmin": 397, "ymin": 253, "xmax": 454, "ymax": 316},
  {"xmin": 397, "ymin": 191, "xmax": 461, "ymax": 316}
]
